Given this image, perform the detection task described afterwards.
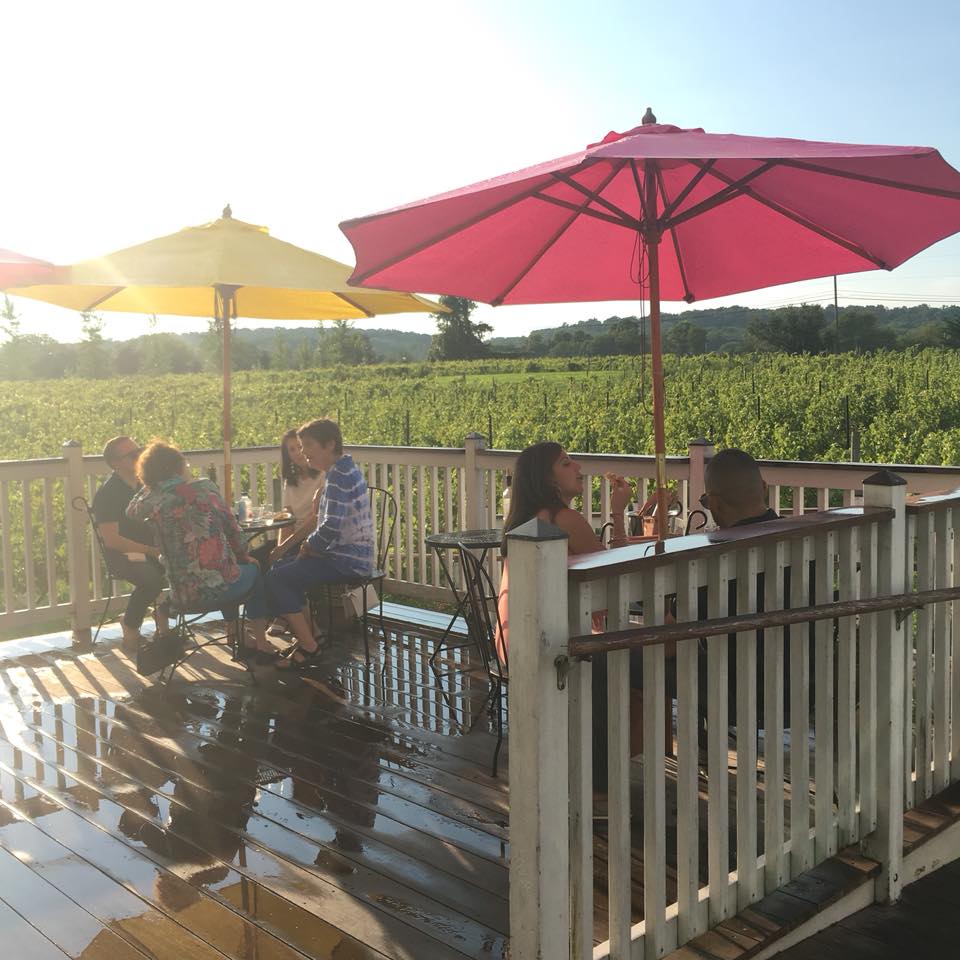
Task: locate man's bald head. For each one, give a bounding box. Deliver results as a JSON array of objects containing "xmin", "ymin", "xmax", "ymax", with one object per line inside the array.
[{"xmin": 703, "ymin": 448, "xmax": 768, "ymax": 527}]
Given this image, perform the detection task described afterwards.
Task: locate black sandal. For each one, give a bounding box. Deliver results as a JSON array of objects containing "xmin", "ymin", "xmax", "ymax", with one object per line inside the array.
[{"xmin": 276, "ymin": 641, "xmax": 324, "ymax": 669}]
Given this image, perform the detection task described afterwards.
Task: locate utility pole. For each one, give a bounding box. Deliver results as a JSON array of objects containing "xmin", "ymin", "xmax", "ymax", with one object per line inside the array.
[{"xmin": 833, "ymin": 276, "xmax": 840, "ymax": 352}]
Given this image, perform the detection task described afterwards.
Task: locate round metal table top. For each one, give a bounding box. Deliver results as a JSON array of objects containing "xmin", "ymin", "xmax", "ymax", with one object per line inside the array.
[
  {"xmin": 425, "ymin": 528, "xmax": 503, "ymax": 550},
  {"xmin": 239, "ymin": 514, "xmax": 296, "ymax": 535}
]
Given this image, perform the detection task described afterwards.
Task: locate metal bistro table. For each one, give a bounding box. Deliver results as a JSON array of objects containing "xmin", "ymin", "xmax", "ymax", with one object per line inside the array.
[{"xmin": 424, "ymin": 528, "xmax": 502, "ymax": 670}]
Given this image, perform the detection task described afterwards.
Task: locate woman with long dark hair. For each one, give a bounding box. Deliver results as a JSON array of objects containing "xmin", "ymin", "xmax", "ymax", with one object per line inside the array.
[
  {"xmin": 498, "ymin": 442, "xmax": 631, "ymax": 654},
  {"xmin": 268, "ymin": 428, "xmax": 326, "ymax": 565},
  {"xmin": 498, "ymin": 442, "xmax": 637, "ymax": 799}
]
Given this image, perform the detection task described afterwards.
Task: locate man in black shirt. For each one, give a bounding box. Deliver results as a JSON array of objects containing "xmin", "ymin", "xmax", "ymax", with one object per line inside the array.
[{"xmin": 92, "ymin": 436, "xmax": 168, "ymax": 648}]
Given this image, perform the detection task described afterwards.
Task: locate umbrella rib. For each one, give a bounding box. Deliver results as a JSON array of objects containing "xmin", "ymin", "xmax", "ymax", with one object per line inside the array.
[
  {"xmin": 348, "ymin": 175, "xmax": 565, "ymax": 286},
  {"xmin": 334, "ymin": 293, "xmax": 375, "ymax": 318},
  {"xmin": 549, "ymin": 168, "xmax": 643, "ymax": 228},
  {"xmin": 494, "ymin": 162, "xmax": 627, "ymax": 305},
  {"xmin": 83, "ymin": 287, "xmax": 126, "ymax": 311},
  {"xmin": 776, "ymin": 158, "xmax": 960, "ymax": 201},
  {"xmin": 530, "ymin": 192, "xmax": 636, "ymax": 229},
  {"xmin": 655, "ymin": 166, "xmax": 695, "ymax": 303},
  {"xmin": 690, "ymin": 161, "xmax": 891, "ymax": 269},
  {"xmin": 660, "ymin": 160, "xmax": 716, "ymax": 221},
  {"xmin": 629, "ymin": 160, "xmax": 650, "ymax": 223},
  {"xmin": 665, "ymin": 161, "xmax": 779, "ymax": 229}
]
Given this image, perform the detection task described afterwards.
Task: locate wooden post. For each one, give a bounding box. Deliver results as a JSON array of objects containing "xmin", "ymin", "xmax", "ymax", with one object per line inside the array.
[
  {"xmin": 507, "ymin": 518, "xmax": 570, "ymax": 960},
  {"xmin": 862, "ymin": 469, "xmax": 907, "ymax": 903},
  {"xmin": 687, "ymin": 438, "xmax": 715, "ymax": 519},
  {"xmin": 463, "ymin": 432, "xmax": 487, "ymax": 530},
  {"xmin": 63, "ymin": 440, "xmax": 92, "ymax": 645}
]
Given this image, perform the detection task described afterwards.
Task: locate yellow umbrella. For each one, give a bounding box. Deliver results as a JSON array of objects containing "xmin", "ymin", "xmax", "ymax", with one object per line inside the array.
[{"xmin": 6, "ymin": 207, "xmax": 443, "ymax": 499}]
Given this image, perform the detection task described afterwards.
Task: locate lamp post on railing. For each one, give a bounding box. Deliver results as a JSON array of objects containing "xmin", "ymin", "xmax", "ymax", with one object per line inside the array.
[{"xmin": 506, "ymin": 517, "xmax": 570, "ymax": 960}]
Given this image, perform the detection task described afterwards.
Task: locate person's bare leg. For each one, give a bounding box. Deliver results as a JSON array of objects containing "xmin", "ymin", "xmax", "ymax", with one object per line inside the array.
[{"xmin": 284, "ymin": 611, "xmax": 319, "ymax": 651}]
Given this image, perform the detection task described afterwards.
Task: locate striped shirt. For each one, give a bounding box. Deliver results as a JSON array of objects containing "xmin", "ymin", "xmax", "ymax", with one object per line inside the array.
[{"xmin": 306, "ymin": 454, "xmax": 374, "ymax": 575}]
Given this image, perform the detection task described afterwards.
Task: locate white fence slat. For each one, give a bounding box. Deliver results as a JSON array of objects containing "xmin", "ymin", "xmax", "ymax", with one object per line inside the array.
[
  {"xmin": 814, "ymin": 530, "xmax": 836, "ymax": 861},
  {"xmin": 568, "ymin": 583, "xmax": 594, "ymax": 960},
  {"xmin": 431, "ymin": 466, "xmax": 441, "ymax": 588},
  {"xmin": 859, "ymin": 521, "xmax": 879, "ymax": 833},
  {"xmin": 404, "ymin": 464, "xmax": 414, "ymax": 584},
  {"xmin": 933, "ymin": 508, "xmax": 950, "ymax": 793},
  {"xmin": 22, "ymin": 481, "xmax": 35, "ymax": 609},
  {"xmin": 417, "ymin": 465, "xmax": 427, "ymax": 585},
  {"xmin": 392, "ymin": 464, "xmax": 403, "ymax": 583},
  {"xmin": 676, "ymin": 559, "xmax": 704, "ymax": 941},
  {"xmin": 915, "ymin": 511, "xmax": 935, "ymax": 801},
  {"xmin": 1, "ymin": 482, "xmax": 14, "ymax": 612},
  {"xmin": 580, "ymin": 474, "xmax": 593, "ymax": 525},
  {"xmin": 904, "ymin": 514, "xmax": 917, "ymax": 810},
  {"xmin": 444, "ymin": 465, "xmax": 454, "ymax": 533},
  {"xmin": 706, "ymin": 552, "xmax": 732, "ymax": 924},
  {"xmin": 606, "ymin": 573, "xmax": 632, "ymax": 957},
  {"xmin": 789, "ymin": 535, "xmax": 813, "ymax": 875},
  {"xmin": 836, "ymin": 526, "xmax": 858, "ymax": 845},
  {"xmin": 735, "ymin": 548, "xmax": 761, "ymax": 909},
  {"xmin": 762, "ymin": 540, "xmax": 787, "ymax": 892},
  {"xmin": 42, "ymin": 479, "xmax": 57, "ymax": 607},
  {"xmin": 642, "ymin": 568, "xmax": 672, "ymax": 958}
]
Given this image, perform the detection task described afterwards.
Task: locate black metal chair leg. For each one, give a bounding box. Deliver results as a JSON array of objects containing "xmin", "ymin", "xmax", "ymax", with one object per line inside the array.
[
  {"xmin": 492, "ymin": 679, "xmax": 504, "ymax": 779},
  {"xmin": 93, "ymin": 593, "xmax": 112, "ymax": 645},
  {"xmin": 361, "ymin": 584, "xmax": 371, "ymax": 665}
]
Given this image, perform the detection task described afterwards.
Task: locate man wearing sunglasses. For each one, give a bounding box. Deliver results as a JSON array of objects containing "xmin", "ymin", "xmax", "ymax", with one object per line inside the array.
[
  {"xmin": 92, "ymin": 436, "xmax": 168, "ymax": 649},
  {"xmin": 699, "ymin": 448, "xmax": 779, "ymax": 529}
]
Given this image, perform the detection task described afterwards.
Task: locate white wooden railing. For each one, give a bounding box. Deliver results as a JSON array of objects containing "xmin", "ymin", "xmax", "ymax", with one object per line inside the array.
[
  {"xmin": 0, "ymin": 437, "xmax": 959, "ymax": 643},
  {"xmin": 507, "ymin": 473, "xmax": 960, "ymax": 959}
]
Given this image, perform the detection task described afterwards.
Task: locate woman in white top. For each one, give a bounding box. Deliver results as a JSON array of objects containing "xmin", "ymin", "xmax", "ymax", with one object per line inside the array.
[{"xmin": 269, "ymin": 428, "xmax": 325, "ymax": 564}]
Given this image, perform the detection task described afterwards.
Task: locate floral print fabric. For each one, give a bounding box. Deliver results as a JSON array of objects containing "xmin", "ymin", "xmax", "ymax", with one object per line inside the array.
[{"xmin": 127, "ymin": 476, "xmax": 249, "ymax": 611}]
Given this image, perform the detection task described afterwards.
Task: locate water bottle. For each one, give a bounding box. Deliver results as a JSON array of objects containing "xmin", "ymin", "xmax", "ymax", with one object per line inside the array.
[
  {"xmin": 501, "ymin": 474, "xmax": 512, "ymax": 520},
  {"xmin": 236, "ymin": 496, "xmax": 252, "ymax": 522}
]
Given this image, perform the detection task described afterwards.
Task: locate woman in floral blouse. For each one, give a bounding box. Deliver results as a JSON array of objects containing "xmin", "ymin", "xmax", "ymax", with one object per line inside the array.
[{"xmin": 126, "ymin": 440, "xmax": 274, "ymax": 660}]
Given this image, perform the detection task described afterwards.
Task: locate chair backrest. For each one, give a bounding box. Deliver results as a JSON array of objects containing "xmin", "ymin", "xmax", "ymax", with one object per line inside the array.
[
  {"xmin": 457, "ymin": 544, "xmax": 506, "ymax": 673},
  {"xmin": 368, "ymin": 485, "xmax": 398, "ymax": 573},
  {"xmin": 72, "ymin": 495, "xmax": 118, "ymax": 579}
]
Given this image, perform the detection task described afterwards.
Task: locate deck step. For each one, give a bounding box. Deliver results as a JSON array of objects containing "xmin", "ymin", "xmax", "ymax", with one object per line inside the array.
[{"xmin": 379, "ymin": 600, "xmax": 469, "ymax": 637}]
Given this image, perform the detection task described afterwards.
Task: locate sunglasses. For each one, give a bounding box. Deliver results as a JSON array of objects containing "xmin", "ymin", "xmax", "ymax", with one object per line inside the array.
[
  {"xmin": 698, "ymin": 492, "xmax": 712, "ymax": 510},
  {"xmin": 119, "ymin": 448, "xmax": 142, "ymax": 461}
]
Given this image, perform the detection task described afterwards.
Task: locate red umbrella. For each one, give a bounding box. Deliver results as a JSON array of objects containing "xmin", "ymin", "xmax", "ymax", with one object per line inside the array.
[
  {"xmin": 0, "ymin": 248, "xmax": 55, "ymax": 288},
  {"xmin": 341, "ymin": 111, "xmax": 960, "ymax": 536}
]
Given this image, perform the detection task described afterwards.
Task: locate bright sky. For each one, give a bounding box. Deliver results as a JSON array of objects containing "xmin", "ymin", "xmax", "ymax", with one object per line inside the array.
[{"xmin": 3, "ymin": 0, "xmax": 959, "ymax": 342}]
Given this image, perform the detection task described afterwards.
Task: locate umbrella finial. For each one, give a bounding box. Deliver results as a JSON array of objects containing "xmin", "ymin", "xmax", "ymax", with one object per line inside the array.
[
  {"xmin": 641, "ymin": 107, "xmax": 657, "ymax": 125},
  {"xmin": 222, "ymin": 203, "xmax": 233, "ymax": 219}
]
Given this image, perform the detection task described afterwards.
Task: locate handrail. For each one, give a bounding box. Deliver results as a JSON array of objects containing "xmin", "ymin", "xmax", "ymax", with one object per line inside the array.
[
  {"xmin": 567, "ymin": 506, "xmax": 892, "ymax": 582},
  {"xmin": 568, "ymin": 585, "xmax": 960, "ymax": 655}
]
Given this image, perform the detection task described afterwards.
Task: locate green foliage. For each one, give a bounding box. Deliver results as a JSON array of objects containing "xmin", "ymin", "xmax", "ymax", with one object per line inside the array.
[
  {"xmin": 429, "ymin": 296, "xmax": 491, "ymax": 360},
  {"xmin": 2, "ymin": 350, "xmax": 960, "ymax": 471},
  {"xmin": 745, "ymin": 304, "xmax": 828, "ymax": 353}
]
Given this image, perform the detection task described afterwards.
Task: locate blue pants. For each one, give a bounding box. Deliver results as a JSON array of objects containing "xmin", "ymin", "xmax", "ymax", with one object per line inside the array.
[
  {"xmin": 267, "ymin": 553, "xmax": 354, "ymax": 616},
  {"xmin": 218, "ymin": 562, "xmax": 269, "ymax": 620}
]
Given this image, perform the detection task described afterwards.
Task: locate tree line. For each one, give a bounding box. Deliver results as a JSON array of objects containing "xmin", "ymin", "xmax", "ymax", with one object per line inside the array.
[{"xmin": 2, "ymin": 294, "xmax": 959, "ymax": 380}]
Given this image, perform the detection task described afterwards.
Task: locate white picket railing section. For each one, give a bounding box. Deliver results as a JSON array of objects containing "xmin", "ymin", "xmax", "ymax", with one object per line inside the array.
[
  {"xmin": 507, "ymin": 474, "xmax": 960, "ymax": 959},
  {"xmin": 0, "ymin": 436, "xmax": 959, "ymax": 645}
]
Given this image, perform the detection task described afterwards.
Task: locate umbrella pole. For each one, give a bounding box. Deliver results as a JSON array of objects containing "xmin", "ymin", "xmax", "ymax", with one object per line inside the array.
[
  {"xmin": 216, "ymin": 286, "xmax": 235, "ymax": 503},
  {"xmin": 644, "ymin": 162, "xmax": 669, "ymax": 541},
  {"xmin": 647, "ymin": 238, "xmax": 669, "ymax": 541}
]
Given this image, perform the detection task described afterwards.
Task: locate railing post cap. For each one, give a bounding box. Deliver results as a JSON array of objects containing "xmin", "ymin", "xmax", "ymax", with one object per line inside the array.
[
  {"xmin": 62, "ymin": 439, "xmax": 82, "ymax": 449},
  {"xmin": 862, "ymin": 469, "xmax": 907, "ymax": 487},
  {"xmin": 505, "ymin": 517, "xmax": 568, "ymax": 543},
  {"xmin": 465, "ymin": 432, "xmax": 485, "ymax": 442},
  {"xmin": 689, "ymin": 437, "xmax": 713, "ymax": 447}
]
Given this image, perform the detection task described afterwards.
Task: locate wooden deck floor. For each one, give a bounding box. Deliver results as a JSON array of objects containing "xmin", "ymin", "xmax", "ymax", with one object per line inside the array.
[
  {"xmin": 0, "ymin": 621, "xmax": 510, "ymax": 960},
  {"xmin": 777, "ymin": 855, "xmax": 960, "ymax": 960},
  {"xmin": 0, "ymin": 616, "xmax": 867, "ymax": 960}
]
